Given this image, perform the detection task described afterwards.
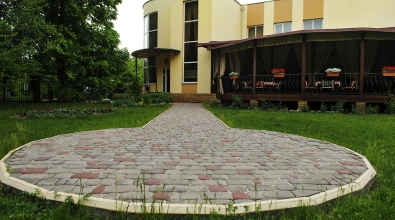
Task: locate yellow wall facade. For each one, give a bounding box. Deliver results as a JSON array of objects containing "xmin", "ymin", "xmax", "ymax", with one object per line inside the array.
[
  {"xmin": 323, "ymin": 0, "xmax": 395, "ymax": 29},
  {"xmin": 142, "ymin": 0, "xmax": 395, "ymax": 94}
]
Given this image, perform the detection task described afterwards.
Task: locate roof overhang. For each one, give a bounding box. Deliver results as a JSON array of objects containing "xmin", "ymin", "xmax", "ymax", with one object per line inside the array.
[
  {"xmin": 197, "ymin": 27, "xmax": 395, "ymax": 51},
  {"xmin": 131, "ymin": 48, "xmax": 181, "ymax": 58}
]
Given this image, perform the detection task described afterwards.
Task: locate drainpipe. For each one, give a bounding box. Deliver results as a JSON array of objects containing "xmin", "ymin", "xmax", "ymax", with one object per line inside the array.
[{"xmin": 241, "ymin": 7, "xmax": 245, "ymax": 39}]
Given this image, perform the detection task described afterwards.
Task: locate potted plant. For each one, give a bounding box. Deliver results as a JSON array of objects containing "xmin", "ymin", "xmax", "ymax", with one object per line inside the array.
[
  {"xmin": 271, "ymin": 68, "xmax": 285, "ymax": 78},
  {"xmin": 325, "ymin": 68, "xmax": 342, "ymax": 77},
  {"xmin": 229, "ymin": 72, "xmax": 239, "ymax": 79},
  {"xmin": 382, "ymin": 66, "xmax": 395, "ymax": 76}
]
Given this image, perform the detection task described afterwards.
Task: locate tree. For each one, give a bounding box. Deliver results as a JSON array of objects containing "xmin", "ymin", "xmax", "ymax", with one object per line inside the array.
[{"xmin": 37, "ymin": 0, "xmax": 128, "ymax": 101}]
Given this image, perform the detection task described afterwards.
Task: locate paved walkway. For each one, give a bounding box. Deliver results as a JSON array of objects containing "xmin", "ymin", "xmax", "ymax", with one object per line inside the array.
[{"xmin": 1, "ymin": 103, "xmax": 374, "ymax": 212}]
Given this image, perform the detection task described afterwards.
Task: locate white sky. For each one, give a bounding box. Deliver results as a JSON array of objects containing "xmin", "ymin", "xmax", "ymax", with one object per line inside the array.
[{"xmin": 113, "ymin": 0, "xmax": 267, "ymax": 54}]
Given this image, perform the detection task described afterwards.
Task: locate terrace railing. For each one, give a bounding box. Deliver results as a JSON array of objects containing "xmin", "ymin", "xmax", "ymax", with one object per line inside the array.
[{"xmin": 221, "ymin": 73, "xmax": 395, "ymax": 96}]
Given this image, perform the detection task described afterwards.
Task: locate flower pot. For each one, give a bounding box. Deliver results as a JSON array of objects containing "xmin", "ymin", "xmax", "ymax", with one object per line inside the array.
[
  {"xmin": 230, "ymin": 75, "xmax": 239, "ymax": 79},
  {"xmin": 273, "ymin": 73, "xmax": 285, "ymax": 78},
  {"xmin": 327, "ymin": 72, "xmax": 340, "ymax": 77},
  {"xmin": 382, "ymin": 71, "xmax": 395, "ymax": 77}
]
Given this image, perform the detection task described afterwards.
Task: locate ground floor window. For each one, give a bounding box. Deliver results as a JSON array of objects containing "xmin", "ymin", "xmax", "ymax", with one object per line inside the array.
[{"xmin": 144, "ymin": 57, "xmax": 157, "ymax": 84}]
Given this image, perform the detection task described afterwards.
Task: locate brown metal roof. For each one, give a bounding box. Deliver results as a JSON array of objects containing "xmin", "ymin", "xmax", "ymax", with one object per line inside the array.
[
  {"xmin": 131, "ymin": 48, "xmax": 181, "ymax": 58},
  {"xmin": 197, "ymin": 27, "xmax": 395, "ymax": 51}
]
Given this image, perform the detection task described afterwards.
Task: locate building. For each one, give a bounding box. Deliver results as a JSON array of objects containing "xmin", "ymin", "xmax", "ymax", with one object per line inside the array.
[{"xmin": 131, "ymin": 0, "xmax": 395, "ymax": 109}]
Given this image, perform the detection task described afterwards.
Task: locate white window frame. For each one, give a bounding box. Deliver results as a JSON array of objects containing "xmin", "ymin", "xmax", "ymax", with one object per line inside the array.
[
  {"xmin": 274, "ymin": 22, "xmax": 292, "ymax": 34},
  {"xmin": 144, "ymin": 12, "xmax": 158, "ymax": 49},
  {"xmin": 304, "ymin": 19, "xmax": 323, "ymax": 30},
  {"xmin": 248, "ymin": 25, "xmax": 264, "ymax": 38},
  {"xmin": 183, "ymin": 0, "xmax": 198, "ymax": 84}
]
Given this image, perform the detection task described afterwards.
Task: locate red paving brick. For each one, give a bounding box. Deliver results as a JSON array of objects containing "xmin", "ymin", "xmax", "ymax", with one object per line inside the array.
[
  {"xmin": 153, "ymin": 192, "xmax": 169, "ymax": 201},
  {"xmin": 336, "ymin": 170, "xmax": 353, "ymax": 174},
  {"xmin": 237, "ymin": 170, "xmax": 253, "ymax": 175},
  {"xmin": 198, "ymin": 174, "xmax": 211, "ymax": 180},
  {"xmin": 209, "ymin": 185, "xmax": 228, "ymax": 192},
  {"xmin": 71, "ymin": 173, "xmax": 100, "ymax": 179},
  {"xmin": 252, "ymin": 179, "xmax": 262, "ymax": 184},
  {"xmin": 232, "ymin": 192, "xmax": 249, "ymax": 200},
  {"xmin": 92, "ymin": 186, "xmax": 105, "ymax": 194},
  {"xmin": 206, "ymin": 166, "xmax": 220, "ymax": 170},
  {"xmin": 144, "ymin": 179, "xmax": 162, "ymax": 185},
  {"xmin": 20, "ymin": 168, "xmax": 47, "ymax": 174},
  {"xmin": 74, "ymin": 147, "xmax": 94, "ymax": 151}
]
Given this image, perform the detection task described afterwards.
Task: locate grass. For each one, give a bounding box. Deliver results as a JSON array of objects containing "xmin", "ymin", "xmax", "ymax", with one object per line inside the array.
[
  {"xmin": 205, "ymin": 105, "xmax": 395, "ymax": 219},
  {"xmin": 1, "ymin": 102, "xmax": 394, "ymax": 219}
]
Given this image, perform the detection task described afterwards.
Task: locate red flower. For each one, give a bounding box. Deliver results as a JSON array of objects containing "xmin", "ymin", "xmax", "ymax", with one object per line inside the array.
[
  {"xmin": 271, "ymin": 68, "xmax": 285, "ymax": 74},
  {"xmin": 383, "ymin": 66, "xmax": 395, "ymax": 71}
]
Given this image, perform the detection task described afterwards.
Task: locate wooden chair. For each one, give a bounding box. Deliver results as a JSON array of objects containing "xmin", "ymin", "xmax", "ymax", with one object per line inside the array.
[
  {"xmin": 341, "ymin": 81, "xmax": 355, "ymax": 92},
  {"xmin": 305, "ymin": 81, "xmax": 316, "ymax": 93}
]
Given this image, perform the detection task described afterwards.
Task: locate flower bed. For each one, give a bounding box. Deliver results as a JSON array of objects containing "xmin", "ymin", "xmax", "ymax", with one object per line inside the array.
[{"xmin": 17, "ymin": 106, "xmax": 113, "ymax": 118}]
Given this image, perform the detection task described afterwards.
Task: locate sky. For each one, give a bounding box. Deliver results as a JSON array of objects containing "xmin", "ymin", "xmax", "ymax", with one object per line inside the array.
[{"xmin": 113, "ymin": 0, "xmax": 267, "ymax": 54}]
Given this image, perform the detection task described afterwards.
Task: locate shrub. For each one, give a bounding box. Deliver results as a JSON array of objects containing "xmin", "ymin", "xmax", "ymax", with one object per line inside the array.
[
  {"xmin": 330, "ymin": 100, "xmax": 345, "ymax": 113},
  {"xmin": 385, "ymin": 92, "xmax": 395, "ymax": 114},
  {"xmin": 366, "ymin": 104, "xmax": 380, "ymax": 114},
  {"xmin": 140, "ymin": 93, "xmax": 174, "ymax": 104},
  {"xmin": 112, "ymin": 93, "xmax": 133, "ymax": 100},
  {"xmin": 231, "ymin": 96, "xmax": 252, "ymax": 109},
  {"xmin": 259, "ymin": 100, "xmax": 287, "ymax": 111},
  {"xmin": 319, "ymin": 103, "xmax": 327, "ymax": 113},
  {"xmin": 112, "ymin": 99, "xmax": 140, "ymax": 107},
  {"xmin": 300, "ymin": 104, "xmax": 310, "ymax": 112}
]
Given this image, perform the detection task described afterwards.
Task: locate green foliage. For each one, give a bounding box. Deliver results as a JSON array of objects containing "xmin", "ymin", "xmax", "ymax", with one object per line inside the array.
[
  {"xmin": 17, "ymin": 106, "xmax": 113, "ymax": 118},
  {"xmin": 112, "ymin": 99, "xmax": 140, "ymax": 107},
  {"xmin": 366, "ymin": 104, "xmax": 380, "ymax": 114},
  {"xmin": 330, "ymin": 100, "xmax": 346, "ymax": 113},
  {"xmin": 319, "ymin": 102, "xmax": 327, "ymax": 113},
  {"xmin": 300, "ymin": 104, "xmax": 310, "ymax": 112},
  {"xmin": 259, "ymin": 100, "xmax": 287, "ymax": 111},
  {"xmin": 385, "ymin": 92, "xmax": 395, "ymax": 114},
  {"xmin": 141, "ymin": 93, "xmax": 175, "ymax": 105},
  {"xmin": 230, "ymin": 96, "xmax": 252, "ymax": 109},
  {"xmin": 113, "ymin": 93, "xmax": 133, "ymax": 100}
]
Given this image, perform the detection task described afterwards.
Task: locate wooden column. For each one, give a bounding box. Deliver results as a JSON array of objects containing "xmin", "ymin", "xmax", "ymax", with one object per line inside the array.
[
  {"xmin": 301, "ymin": 34, "xmax": 306, "ymax": 97},
  {"xmin": 359, "ymin": 33, "xmax": 365, "ymax": 101},
  {"xmin": 252, "ymin": 42, "xmax": 257, "ymax": 100}
]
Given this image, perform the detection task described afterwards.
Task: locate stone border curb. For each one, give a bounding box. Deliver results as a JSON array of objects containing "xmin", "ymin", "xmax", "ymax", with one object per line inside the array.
[{"xmin": 0, "ymin": 138, "xmax": 376, "ymax": 215}]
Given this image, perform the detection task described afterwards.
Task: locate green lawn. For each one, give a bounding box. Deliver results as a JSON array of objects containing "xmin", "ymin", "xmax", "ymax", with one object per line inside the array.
[
  {"xmin": 205, "ymin": 105, "xmax": 395, "ymax": 219},
  {"xmin": 0, "ymin": 103, "xmax": 394, "ymax": 219}
]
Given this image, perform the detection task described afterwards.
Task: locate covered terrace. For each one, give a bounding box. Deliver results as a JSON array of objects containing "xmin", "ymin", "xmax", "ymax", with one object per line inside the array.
[{"xmin": 198, "ymin": 27, "xmax": 395, "ymax": 105}]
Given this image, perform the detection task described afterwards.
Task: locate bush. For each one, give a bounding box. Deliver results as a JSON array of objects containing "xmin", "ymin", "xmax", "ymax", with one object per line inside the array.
[
  {"xmin": 231, "ymin": 96, "xmax": 252, "ymax": 109},
  {"xmin": 330, "ymin": 100, "xmax": 345, "ymax": 113},
  {"xmin": 112, "ymin": 99, "xmax": 140, "ymax": 107},
  {"xmin": 319, "ymin": 103, "xmax": 327, "ymax": 113},
  {"xmin": 140, "ymin": 93, "xmax": 174, "ymax": 105},
  {"xmin": 112, "ymin": 93, "xmax": 133, "ymax": 100},
  {"xmin": 300, "ymin": 104, "xmax": 310, "ymax": 112},
  {"xmin": 260, "ymin": 100, "xmax": 287, "ymax": 111},
  {"xmin": 385, "ymin": 92, "xmax": 395, "ymax": 114},
  {"xmin": 366, "ymin": 104, "xmax": 380, "ymax": 114}
]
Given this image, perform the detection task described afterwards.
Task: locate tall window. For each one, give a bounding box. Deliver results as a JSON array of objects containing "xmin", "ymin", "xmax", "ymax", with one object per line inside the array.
[
  {"xmin": 144, "ymin": 12, "xmax": 158, "ymax": 48},
  {"xmin": 248, "ymin": 26, "xmax": 264, "ymax": 38},
  {"xmin": 304, "ymin": 19, "xmax": 323, "ymax": 30},
  {"xmin": 184, "ymin": 1, "xmax": 198, "ymax": 83},
  {"xmin": 274, "ymin": 22, "xmax": 292, "ymax": 34},
  {"xmin": 144, "ymin": 12, "xmax": 158, "ymax": 84}
]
